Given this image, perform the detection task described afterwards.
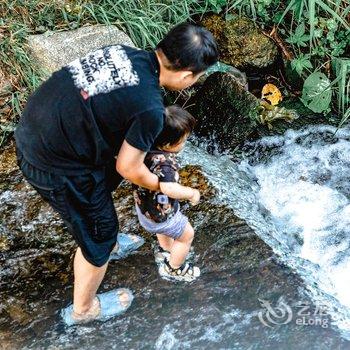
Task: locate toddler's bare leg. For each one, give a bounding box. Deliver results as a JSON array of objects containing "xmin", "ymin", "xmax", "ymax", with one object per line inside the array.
[
  {"xmin": 157, "ymin": 234, "xmax": 174, "ymax": 251},
  {"xmin": 169, "ymin": 222, "xmax": 194, "ymax": 268}
]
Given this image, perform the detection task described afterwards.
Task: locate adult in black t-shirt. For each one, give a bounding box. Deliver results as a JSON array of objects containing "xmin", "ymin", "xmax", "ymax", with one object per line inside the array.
[{"xmin": 15, "ymin": 22, "xmax": 218, "ymax": 324}]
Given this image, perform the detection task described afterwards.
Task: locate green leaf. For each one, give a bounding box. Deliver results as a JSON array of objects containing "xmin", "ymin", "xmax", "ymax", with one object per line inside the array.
[
  {"xmin": 291, "ymin": 55, "xmax": 313, "ymax": 75},
  {"xmin": 208, "ymin": 0, "xmax": 227, "ymax": 13},
  {"xmin": 314, "ymin": 28, "xmax": 323, "ymax": 38},
  {"xmin": 277, "ymin": 0, "xmax": 298, "ymax": 25},
  {"xmin": 301, "ymin": 72, "xmax": 332, "ymax": 113},
  {"xmin": 295, "ymin": 22, "xmax": 305, "ymax": 36},
  {"xmin": 286, "ymin": 22, "xmax": 310, "ymax": 46},
  {"xmin": 315, "ymin": 0, "xmax": 350, "ymax": 31}
]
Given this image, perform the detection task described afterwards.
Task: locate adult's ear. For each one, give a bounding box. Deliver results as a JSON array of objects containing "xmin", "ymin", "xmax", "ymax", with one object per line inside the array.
[{"xmin": 179, "ymin": 70, "xmax": 194, "ymax": 81}]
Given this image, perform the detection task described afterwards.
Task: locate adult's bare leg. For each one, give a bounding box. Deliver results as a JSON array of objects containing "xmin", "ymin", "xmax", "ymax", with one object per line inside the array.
[
  {"xmin": 71, "ymin": 247, "xmax": 131, "ymax": 321},
  {"xmin": 73, "ymin": 247, "xmax": 108, "ymax": 315}
]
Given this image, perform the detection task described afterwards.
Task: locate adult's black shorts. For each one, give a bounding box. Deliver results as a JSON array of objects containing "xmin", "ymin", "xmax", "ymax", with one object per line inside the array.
[{"xmin": 16, "ymin": 149, "xmax": 123, "ymax": 267}]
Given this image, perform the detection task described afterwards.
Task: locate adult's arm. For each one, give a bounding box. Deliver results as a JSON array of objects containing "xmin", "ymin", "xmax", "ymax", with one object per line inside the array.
[{"xmin": 116, "ymin": 140, "xmax": 160, "ymax": 191}]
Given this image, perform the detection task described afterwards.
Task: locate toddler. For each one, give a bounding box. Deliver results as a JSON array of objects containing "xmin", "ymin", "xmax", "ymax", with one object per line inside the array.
[{"xmin": 133, "ymin": 105, "xmax": 200, "ymax": 281}]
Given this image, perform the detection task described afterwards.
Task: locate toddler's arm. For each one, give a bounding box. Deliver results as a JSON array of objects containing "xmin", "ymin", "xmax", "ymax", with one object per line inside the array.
[{"xmin": 159, "ymin": 182, "xmax": 200, "ymax": 205}]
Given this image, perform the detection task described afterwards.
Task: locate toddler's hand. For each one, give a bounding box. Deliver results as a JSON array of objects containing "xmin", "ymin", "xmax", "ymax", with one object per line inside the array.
[{"xmin": 189, "ymin": 189, "xmax": 200, "ymax": 206}]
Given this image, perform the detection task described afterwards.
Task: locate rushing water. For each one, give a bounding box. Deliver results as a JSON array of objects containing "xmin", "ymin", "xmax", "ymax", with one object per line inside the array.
[
  {"xmin": 183, "ymin": 124, "xmax": 350, "ymax": 339},
  {"xmin": 2, "ymin": 124, "xmax": 350, "ymax": 349}
]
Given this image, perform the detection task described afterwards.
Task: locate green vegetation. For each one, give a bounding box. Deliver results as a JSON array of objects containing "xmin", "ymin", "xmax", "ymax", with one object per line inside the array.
[
  {"xmin": 0, "ymin": 0, "xmax": 349, "ymax": 148},
  {"xmin": 207, "ymin": 0, "xmax": 350, "ymax": 120}
]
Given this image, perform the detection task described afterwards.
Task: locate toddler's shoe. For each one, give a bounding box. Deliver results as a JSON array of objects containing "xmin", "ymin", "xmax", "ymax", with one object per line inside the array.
[{"xmin": 158, "ymin": 258, "xmax": 200, "ymax": 282}]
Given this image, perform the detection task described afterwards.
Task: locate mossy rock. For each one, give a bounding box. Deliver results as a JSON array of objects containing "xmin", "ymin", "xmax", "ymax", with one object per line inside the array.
[
  {"xmin": 202, "ymin": 14, "xmax": 279, "ymax": 69},
  {"xmin": 189, "ymin": 72, "xmax": 259, "ymax": 153}
]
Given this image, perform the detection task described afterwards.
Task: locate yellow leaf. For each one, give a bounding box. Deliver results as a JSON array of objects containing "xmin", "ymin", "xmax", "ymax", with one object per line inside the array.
[{"xmin": 261, "ymin": 83, "xmax": 283, "ymax": 106}]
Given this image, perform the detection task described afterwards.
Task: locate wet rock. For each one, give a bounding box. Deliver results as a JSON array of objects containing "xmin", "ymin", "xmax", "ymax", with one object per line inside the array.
[
  {"xmin": 189, "ymin": 72, "xmax": 259, "ymax": 153},
  {"xmin": 199, "ymin": 62, "xmax": 248, "ymax": 90},
  {"xmin": 201, "ymin": 14, "xmax": 279, "ymax": 70},
  {"xmin": 0, "ymin": 330, "xmax": 16, "ymax": 350},
  {"xmin": 0, "ymin": 146, "xmax": 217, "ymax": 299},
  {"xmin": 27, "ymin": 25, "xmax": 135, "ymax": 74},
  {"xmin": 0, "ymin": 143, "xmax": 75, "ymax": 298},
  {"xmin": 179, "ymin": 165, "xmax": 217, "ymax": 200},
  {"xmin": 4, "ymin": 297, "xmax": 32, "ymax": 326},
  {"xmin": 0, "ymin": 141, "xmax": 24, "ymax": 198}
]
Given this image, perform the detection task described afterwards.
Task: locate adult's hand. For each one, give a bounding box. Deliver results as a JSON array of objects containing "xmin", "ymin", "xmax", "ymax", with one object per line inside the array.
[{"xmin": 116, "ymin": 140, "xmax": 159, "ymax": 191}]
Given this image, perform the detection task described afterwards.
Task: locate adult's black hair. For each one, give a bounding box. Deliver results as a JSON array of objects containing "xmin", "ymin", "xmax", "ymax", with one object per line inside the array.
[
  {"xmin": 156, "ymin": 22, "xmax": 219, "ymax": 74},
  {"xmin": 155, "ymin": 105, "xmax": 196, "ymax": 148}
]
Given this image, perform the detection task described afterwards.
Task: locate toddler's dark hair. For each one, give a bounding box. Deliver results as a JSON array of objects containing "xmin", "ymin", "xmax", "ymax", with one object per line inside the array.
[{"xmin": 155, "ymin": 105, "xmax": 196, "ymax": 148}]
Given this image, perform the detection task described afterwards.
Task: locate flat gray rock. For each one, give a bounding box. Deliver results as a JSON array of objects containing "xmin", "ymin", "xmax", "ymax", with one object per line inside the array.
[{"xmin": 27, "ymin": 25, "xmax": 135, "ymax": 73}]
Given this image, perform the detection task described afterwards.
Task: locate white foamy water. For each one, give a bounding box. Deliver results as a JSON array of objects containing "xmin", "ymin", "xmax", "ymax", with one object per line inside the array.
[
  {"xmin": 181, "ymin": 125, "xmax": 350, "ymax": 337},
  {"xmin": 241, "ymin": 126, "xmax": 350, "ymax": 310}
]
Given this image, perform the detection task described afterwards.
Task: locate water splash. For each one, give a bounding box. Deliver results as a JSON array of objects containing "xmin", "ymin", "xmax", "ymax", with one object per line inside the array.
[{"xmin": 181, "ymin": 125, "xmax": 350, "ymax": 338}]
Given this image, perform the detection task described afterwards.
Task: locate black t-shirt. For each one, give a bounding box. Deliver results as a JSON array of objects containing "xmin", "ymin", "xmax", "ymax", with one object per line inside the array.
[
  {"xmin": 133, "ymin": 151, "xmax": 180, "ymax": 223},
  {"xmin": 15, "ymin": 45, "xmax": 164, "ymax": 175}
]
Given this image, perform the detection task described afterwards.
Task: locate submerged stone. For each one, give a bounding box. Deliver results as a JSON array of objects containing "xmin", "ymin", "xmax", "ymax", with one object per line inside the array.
[{"xmin": 201, "ymin": 14, "xmax": 278, "ymax": 70}]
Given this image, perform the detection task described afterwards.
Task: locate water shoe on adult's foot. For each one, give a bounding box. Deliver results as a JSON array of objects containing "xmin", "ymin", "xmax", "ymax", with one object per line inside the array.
[
  {"xmin": 61, "ymin": 288, "xmax": 134, "ymax": 326},
  {"xmin": 109, "ymin": 233, "xmax": 145, "ymax": 260},
  {"xmin": 158, "ymin": 258, "xmax": 200, "ymax": 282}
]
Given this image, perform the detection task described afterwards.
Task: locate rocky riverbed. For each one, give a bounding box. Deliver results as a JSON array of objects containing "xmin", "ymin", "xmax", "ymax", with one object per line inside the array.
[{"xmin": 1, "ymin": 142, "xmax": 348, "ymax": 349}]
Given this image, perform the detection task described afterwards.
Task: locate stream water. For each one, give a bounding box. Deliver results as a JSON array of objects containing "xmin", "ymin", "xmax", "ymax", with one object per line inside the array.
[
  {"xmin": 2, "ymin": 124, "xmax": 350, "ymax": 349},
  {"xmin": 185, "ymin": 124, "xmax": 350, "ymax": 339}
]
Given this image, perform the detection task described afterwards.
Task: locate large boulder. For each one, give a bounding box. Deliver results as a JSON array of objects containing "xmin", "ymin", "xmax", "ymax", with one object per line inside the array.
[
  {"xmin": 189, "ymin": 72, "xmax": 259, "ymax": 153},
  {"xmin": 201, "ymin": 14, "xmax": 279, "ymax": 70},
  {"xmin": 27, "ymin": 24, "xmax": 135, "ymax": 73}
]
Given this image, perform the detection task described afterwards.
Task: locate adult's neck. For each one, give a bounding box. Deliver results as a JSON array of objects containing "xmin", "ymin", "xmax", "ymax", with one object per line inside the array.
[{"xmin": 155, "ymin": 49, "xmax": 168, "ymax": 88}]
